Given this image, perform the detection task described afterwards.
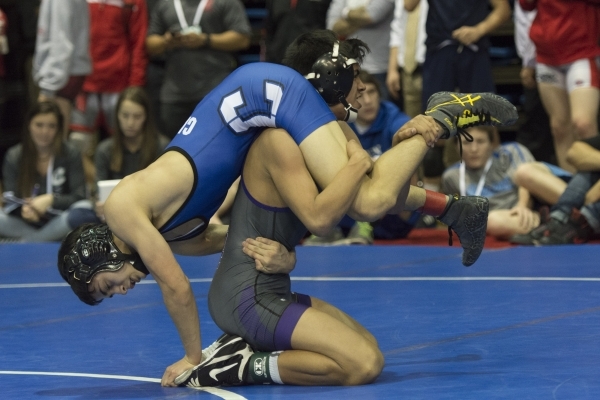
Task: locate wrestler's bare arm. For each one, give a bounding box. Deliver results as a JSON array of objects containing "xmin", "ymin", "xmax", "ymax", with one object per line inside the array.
[
  {"xmin": 104, "ymin": 153, "xmax": 203, "ymax": 385},
  {"xmin": 246, "ymin": 129, "xmax": 372, "ymax": 236}
]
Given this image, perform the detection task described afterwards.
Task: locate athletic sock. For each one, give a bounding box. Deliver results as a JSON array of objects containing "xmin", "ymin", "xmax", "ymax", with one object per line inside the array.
[
  {"xmin": 245, "ymin": 351, "xmax": 284, "ymax": 385},
  {"xmin": 416, "ymin": 190, "xmax": 450, "ymax": 217}
]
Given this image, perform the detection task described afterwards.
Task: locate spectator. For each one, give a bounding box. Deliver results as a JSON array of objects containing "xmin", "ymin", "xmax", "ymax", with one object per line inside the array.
[
  {"xmin": 146, "ymin": 0, "xmax": 251, "ymax": 138},
  {"xmin": 0, "ymin": 100, "xmax": 88, "ymax": 242},
  {"xmin": 68, "ymin": 86, "xmax": 169, "ymax": 227},
  {"xmin": 441, "ymin": 125, "xmax": 570, "ymax": 240},
  {"xmin": 512, "ymin": 1, "xmax": 554, "ymax": 165},
  {"xmin": 511, "ymin": 136, "xmax": 600, "ymax": 245},
  {"xmin": 0, "ymin": 6, "xmax": 8, "ymax": 86},
  {"xmin": 405, "ymin": 0, "xmax": 511, "ymax": 191},
  {"xmin": 263, "ymin": 0, "xmax": 331, "ymax": 64},
  {"xmin": 387, "ymin": 0, "xmax": 427, "ymax": 118},
  {"xmin": 145, "ymin": 0, "xmax": 168, "ymax": 135},
  {"xmin": 327, "ymin": 0, "xmax": 395, "ymax": 99},
  {"xmin": 33, "ymin": 0, "xmax": 91, "ymax": 139},
  {"xmin": 303, "ymin": 70, "xmax": 413, "ymax": 245},
  {"xmin": 0, "ymin": 0, "xmax": 38, "ymax": 107},
  {"xmin": 69, "ymin": 0, "xmax": 148, "ymax": 163},
  {"xmin": 519, "ymin": 0, "xmax": 600, "ymax": 172}
]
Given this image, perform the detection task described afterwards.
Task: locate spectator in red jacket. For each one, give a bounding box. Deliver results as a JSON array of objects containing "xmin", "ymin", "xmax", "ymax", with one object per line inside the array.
[
  {"xmin": 519, "ymin": 0, "xmax": 600, "ymax": 172},
  {"xmin": 69, "ymin": 0, "xmax": 148, "ymax": 169}
]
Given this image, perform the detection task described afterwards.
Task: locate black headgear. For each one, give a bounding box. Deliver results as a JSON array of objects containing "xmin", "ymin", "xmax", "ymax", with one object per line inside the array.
[
  {"xmin": 61, "ymin": 224, "xmax": 149, "ymax": 305},
  {"xmin": 305, "ymin": 41, "xmax": 359, "ymax": 122}
]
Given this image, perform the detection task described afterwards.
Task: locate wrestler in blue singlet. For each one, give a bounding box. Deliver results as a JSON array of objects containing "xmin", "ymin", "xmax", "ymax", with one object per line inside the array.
[
  {"xmin": 158, "ymin": 63, "xmax": 336, "ymax": 241},
  {"xmin": 208, "ymin": 179, "xmax": 311, "ymax": 351}
]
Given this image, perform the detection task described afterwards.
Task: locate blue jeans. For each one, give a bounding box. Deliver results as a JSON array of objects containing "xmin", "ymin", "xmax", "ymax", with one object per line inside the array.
[
  {"xmin": 0, "ymin": 200, "xmax": 92, "ymax": 242},
  {"xmin": 551, "ymin": 172, "xmax": 600, "ymax": 232}
]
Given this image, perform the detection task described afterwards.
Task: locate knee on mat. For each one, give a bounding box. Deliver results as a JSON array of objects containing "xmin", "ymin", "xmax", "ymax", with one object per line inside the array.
[{"xmin": 344, "ymin": 346, "xmax": 384, "ymax": 386}]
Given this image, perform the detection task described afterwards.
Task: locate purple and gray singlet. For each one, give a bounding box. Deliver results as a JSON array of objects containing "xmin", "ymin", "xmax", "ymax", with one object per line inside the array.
[{"xmin": 208, "ymin": 179, "xmax": 311, "ymax": 351}]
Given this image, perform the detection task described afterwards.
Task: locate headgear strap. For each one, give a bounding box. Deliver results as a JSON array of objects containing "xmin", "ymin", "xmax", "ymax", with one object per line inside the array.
[{"xmin": 304, "ymin": 41, "xmax": 359, "ymax": 121}]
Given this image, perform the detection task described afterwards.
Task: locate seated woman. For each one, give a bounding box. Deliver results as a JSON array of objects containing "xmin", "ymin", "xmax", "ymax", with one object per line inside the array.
[
  {"xmin": 68, "ymin": 86, "xmax": 170, "ymax": 226},
  {"xmin": 0, "ymin": 101, "xmax": 88, "ymax": 241}
]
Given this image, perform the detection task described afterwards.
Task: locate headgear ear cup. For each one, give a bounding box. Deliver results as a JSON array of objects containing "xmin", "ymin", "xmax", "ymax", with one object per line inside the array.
[
  {"xmin": 64, "ymin": 224, "xmax": 148, "ymax": 282},
  {"xmin": 304, "ymin": 42, "xmax": 359, "ymax": 122}
]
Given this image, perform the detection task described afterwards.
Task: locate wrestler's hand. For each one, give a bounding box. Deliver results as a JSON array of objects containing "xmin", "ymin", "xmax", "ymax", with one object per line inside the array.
[
  {"xmin": 346, "ymin": 139, "xmax": 373, "ymax": 174},
  {"xmin": 392, "ymin": 115, "xmax": 440, "ymax": 147},
  {"xmin": 243, "ymin": 237, "xmax": 296, "ymax": 274},
  {"xmin": 162, "ymin": 357, "xmax": 196, "ymax": 387}
]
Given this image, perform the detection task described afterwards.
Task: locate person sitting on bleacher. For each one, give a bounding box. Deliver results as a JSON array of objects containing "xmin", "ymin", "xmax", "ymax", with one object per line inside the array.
[
  {"xmin": 511, "ymin": 136, "xmax": 600, "ymax": 245},
  {"xmin": 0, "ymin": 101, "xmax": 89, "ymax": 242},
  {"xmin": 67, "ymin": 87, "xmax": 170, "ymax": 228},
  {"xmin": 441, "ymin": 125, "xmax": 571, "ymax": 240},
  {"xmin": 304, "ymin": 70, "xmax": 417, "ymax": 245}
]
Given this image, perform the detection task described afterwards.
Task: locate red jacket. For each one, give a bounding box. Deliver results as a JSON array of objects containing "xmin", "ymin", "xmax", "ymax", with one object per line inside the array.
[
  {"xmin": 519, "ymin": 0, "xmax": 600, "ymax": 65},
  {"xmin": 84, "ymin": 0, "xmax": 148, "ymax": 93},
  {"xmin": 0, "ymin": 8, "xmax": 7, "ymax": 78}
]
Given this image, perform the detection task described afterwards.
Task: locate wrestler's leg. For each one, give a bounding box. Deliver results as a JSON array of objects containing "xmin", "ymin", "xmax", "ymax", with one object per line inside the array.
[
  {"xmin": 277, "ymin": 303, "xmax": 383, "ymax": 386},
  {"xmin": 299, "ymin": 120, "xmax": 435, "ymax": 222}
]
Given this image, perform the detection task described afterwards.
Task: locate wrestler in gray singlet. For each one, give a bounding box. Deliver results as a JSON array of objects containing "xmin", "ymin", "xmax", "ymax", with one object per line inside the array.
[{"xmin": 208, "ymin": 179, "xmax": 312, "ymax": 351}]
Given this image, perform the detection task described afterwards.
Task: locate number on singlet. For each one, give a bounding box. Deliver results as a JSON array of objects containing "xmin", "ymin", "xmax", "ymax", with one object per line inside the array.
[
  {"xmin": 178, "ymin": 116, "xmax": 197, "ymax": 135},
  {"xmin": 219, "ymin": 81, "xmax": 284, "ymax": 135}
]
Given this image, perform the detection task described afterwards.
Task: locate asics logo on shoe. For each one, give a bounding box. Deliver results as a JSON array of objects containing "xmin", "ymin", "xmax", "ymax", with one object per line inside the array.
[
  {"xmin": 426, "ymin": 93, "xmax": 481, "ymax": 111},
  {"xmin": 427, "ymin": 94, "xmax": 501, "ymax": 127},
  {"xmin": 209, "ymin": 362, "xmax": 239, "ymax": 381},
  {"xmin": 458, "ymin": 109, "xmax": 500, "ymax": 126}
]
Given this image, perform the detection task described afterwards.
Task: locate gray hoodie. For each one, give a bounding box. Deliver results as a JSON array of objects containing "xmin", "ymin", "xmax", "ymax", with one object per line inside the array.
[{"xmin": 32, "ymin": 0, "xmax": 92, "ymax": 96}]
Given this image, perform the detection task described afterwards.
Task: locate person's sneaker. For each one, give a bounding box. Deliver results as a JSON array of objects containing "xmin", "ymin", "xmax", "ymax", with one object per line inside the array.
[
  {"xmin": 337, "ymin": 222, "xmax": 374, "ymax": 245},
  {"xmin": 302, "ymin": 226, "xmax": 344, "ymax": 246},
  {"xmin": 438, "ymin": 195, "xmax": 489, "ymax": 267},
  {"xmin": 175, "ymin": 334, "xmax": 253, "ymax": 387},
  {"xmin": 537, "ymin": 209, "xmax": 592, "ymax": 245},
  {"xmin": 509, "ymin": 220, "xmax": 554, "ymax": 245},
  {"xmin": 425, "ymin": 92, "xmax": 518, "ymax": 139}
]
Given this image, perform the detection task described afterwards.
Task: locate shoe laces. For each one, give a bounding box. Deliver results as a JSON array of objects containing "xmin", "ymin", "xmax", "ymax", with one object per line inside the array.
[
  {"xmin": 443, "ymin": 194, "xmax": 459, "ymax": 247},
  {"xmin": 201, "ymin": 338, "xmax": 223, "ymax": 363}
]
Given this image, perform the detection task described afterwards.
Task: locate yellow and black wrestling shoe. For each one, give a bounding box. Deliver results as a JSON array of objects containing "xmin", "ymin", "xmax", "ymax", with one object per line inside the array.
[{"xmin": 425, "ymin": 92, "xmax": 518, "ymax": 140}]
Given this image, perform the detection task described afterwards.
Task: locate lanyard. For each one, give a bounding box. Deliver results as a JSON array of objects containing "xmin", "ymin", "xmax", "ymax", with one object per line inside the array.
[
  {"xmin": 46, "ymin": 156, "xmax": 54, "ymax": 195},
  {"xmin": 459, "ymin": 158, "xmax": 492, "ymax": 197},
  {"xmin": 174, "ymin": 0, "xmax": 208, "ymax": 30}
]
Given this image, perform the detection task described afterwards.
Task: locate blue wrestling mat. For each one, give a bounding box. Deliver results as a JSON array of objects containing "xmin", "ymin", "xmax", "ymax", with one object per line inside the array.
[{"xmin": 1, "ymin": 243, "xmax": 600, "ymax": 399}]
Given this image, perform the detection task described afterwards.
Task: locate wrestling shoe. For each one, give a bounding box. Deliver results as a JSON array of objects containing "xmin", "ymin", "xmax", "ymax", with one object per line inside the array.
[
  {"xmin": 175, "ymin": 334, "xmax": 253, "ymax": 387},
  {"xmin": 537, "ymin": 209, "xmax": 592, "ymax": 245},
  {"xmin": 438, "ymin": 195, "xmax": 489, "ymax": 267},
  {"xmin": 509, "ymin": 222, "xmax": 550, "ymax": 245},
  {"xmin": 425, "ymin": 92, "xmax": 518, "ymax": 140}
]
